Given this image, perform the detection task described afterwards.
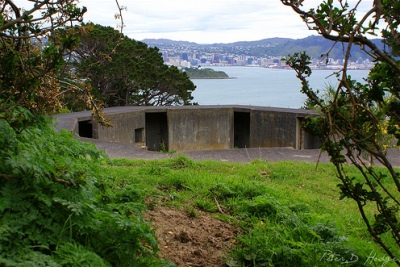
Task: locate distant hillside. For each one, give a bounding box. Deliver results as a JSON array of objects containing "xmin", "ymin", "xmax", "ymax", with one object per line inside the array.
[
  {"xmin": 142, "ymin": 38, "xmax": 198, "ymax": 46},
  {"xmin": 219, "ymin": 37, "xmax": 293, "ymax": 47},
  {"xmin": 143, "ymin": 37, "xmax": 292, "ymax": 48},
  {"xmin": 142, "ymin": 36, "xmax": 385, "ymax": 60},
  {"xmin": 263, "ymin": 35, "xmax": 385, "ymax": 59}
]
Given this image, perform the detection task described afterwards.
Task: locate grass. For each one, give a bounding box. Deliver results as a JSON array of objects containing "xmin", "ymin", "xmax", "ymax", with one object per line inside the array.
[{"xmin": 102, "ymin": 155, "xmax": 398, "ymax": 266}]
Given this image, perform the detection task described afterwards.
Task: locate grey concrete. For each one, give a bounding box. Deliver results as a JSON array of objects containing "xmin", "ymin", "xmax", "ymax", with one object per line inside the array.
[
  {"xmin": 80, "ymin": 137, "xmax": 400, "ymax": 167},
  {"xmin": 96, "ymin": 110, "xmax": 146, "ymax": 144},
  {"xmin": 54, "ymin": 105, "xmax": 399, "ymax": 167},
  {"xmin": 81, "ymin": 137, "xmax": 331, "ymax": 163},
  {"xmin": 168, "ymin": 107, "xmax": 233, "ymax": 151},
  {"xmin": 54, "ymin": 105, "xmax": 320, "ymax": 152}
]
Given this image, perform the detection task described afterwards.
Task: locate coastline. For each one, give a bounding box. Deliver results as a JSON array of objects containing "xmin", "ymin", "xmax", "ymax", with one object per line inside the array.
[
  {"xmin": 189, "ymin": 77, "xmax": 237, "ymax": 79},
  {"xmin": 197, "ymin": 64, "xmax": 372, "ymax": 71}
]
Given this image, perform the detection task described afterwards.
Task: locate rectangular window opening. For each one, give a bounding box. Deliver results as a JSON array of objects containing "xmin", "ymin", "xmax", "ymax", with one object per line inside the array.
[{"xmin": 135, "ymin": 128, "xmax": 145, "ymax": 143}]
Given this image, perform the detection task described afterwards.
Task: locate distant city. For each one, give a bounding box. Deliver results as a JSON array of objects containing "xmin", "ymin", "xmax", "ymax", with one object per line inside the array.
[{"xmin": 143, "ymin": 36, "xmax": 376, "ymax": 71}]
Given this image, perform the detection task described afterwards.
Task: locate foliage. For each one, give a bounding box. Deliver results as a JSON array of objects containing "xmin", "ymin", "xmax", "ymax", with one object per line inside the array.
[
  {"xmin": 106, "ymin": 156, "xmax": 398, "ymax": 266},
  {"xmin": 282, "ymin": 0, "xmax": 400, "ymax": 263},
  {"xmin": 0, "ymin": 0, "xmax": 83, "ymax": 117},
  {"xmin": 0, "ymin": 1, "xmax": 174, "ymax": 265},
  {"xmin": 0, "ymin": 0, "xmax": 114, "ymax": 128},
  {"xmin": 0, "ymin": 115, "xmax": 173, "ymax": 266},
  {"xmin": 70, "ymin": 23, "xmax": 197, "ymax": 107}
]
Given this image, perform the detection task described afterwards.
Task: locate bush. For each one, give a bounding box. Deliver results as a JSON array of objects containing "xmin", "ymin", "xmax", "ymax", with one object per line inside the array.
[{"xmin": 0, "ymin": 112, "xmax": 172, "ymax": 266}]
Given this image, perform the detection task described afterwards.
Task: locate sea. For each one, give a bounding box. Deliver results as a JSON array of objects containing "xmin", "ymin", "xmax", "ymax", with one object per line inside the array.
[{"xmin": 191, "ymin": 66, "xmax": 370, "ymax": 109}]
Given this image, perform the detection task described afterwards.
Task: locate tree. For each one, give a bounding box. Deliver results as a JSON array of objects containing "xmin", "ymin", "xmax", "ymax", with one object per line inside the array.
[
  {"xmin": 282, "ymin": 0, "xmax": 400, "ymax": 262},
  {"xmin": 0, "ymin": 0, "xmax": 87, "ymax": 121},
  {"xmin": 0, "ymin": 2, "xmax": 172, "ymax": 265},
  {"xmin": 71, "ymin": 23, "xmax": 196, "ymax": 107}
]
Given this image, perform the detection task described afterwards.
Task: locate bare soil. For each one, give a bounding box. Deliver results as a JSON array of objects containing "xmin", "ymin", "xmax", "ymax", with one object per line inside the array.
[{"xmin": 144, "ymin": 206, "xmax": 241, "ymax": 267}]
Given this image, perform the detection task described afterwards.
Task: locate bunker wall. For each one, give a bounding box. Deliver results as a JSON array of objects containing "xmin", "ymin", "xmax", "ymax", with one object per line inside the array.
[
  {"xmin": 250, "ymin": 110, "xmax": 298, "ymax": 148},
  {"xmin": 167, "ymin": 108, "xmax": 233, "ymax": 151},
  {"xmin": 95, "ymin": 110, "xmax": 145, "ymax": 144}
]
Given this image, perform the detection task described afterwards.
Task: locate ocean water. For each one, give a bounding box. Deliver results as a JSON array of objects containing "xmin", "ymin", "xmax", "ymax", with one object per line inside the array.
[{"xmin": 191, "ymin": 66, "xmax": 369, "ymax": 108}]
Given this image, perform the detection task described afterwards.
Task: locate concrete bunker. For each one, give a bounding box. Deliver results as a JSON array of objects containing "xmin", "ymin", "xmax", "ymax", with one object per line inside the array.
[
  {"xmin": 56, "ymin": 105, "xmax": 321, "ymax": 152},
  {"xmin": 145, "ymin": 112, "xmax": 168, "ymax": 151}
]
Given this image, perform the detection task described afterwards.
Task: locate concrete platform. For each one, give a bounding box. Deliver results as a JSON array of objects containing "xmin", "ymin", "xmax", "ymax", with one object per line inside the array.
[{"xmin": 81, "ymin": 137, "xmax": 400, "ymax": 167}]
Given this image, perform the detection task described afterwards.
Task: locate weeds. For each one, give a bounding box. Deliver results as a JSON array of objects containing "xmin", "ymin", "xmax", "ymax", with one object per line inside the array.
[{"xmin": 105, "ymin": 156, "xmax": 397, "ymax": 266}]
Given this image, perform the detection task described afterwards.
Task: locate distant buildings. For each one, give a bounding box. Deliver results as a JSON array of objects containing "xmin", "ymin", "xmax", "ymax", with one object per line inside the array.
[{"xmin": 149, "ymin": 41, "xmax": 373, "ymax": 70}]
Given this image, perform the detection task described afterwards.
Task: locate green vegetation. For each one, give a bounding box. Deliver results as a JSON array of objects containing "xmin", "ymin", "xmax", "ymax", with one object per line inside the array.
[
  {"xmin": 1, "ymin": 114, "xmax": 397, "ymax": 265},
  {"xmin": 70, "ymin": 23, "xmax": 196, "ymax": 107},
  {"xmin": 0, "ymin": 116, "xmax": 174, "ymax": 266},
  {"xmin": 107, "ymin": 155, "xmax": 398, "ymax": 266},
  {"xmin": 283, "ymin": 0, "xmax": 400, "ymax": 261},
  {"xmin": 184, "ymin": 67, "xmax": 230, "ymax": 79},
  {"xmin": 1, "ymin": 0, "xmax": 398, "ymax": 265}
]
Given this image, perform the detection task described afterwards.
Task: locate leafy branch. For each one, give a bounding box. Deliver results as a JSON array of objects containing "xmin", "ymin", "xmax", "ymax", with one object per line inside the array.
[{"xmin": 283, "ymin": 0, "xmax": 400, "ymax": 262}]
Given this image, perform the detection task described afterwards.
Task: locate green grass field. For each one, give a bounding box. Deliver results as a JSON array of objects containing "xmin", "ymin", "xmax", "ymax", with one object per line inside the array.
[{"xmin": 103, "ymin": 155, "xmax": 398, "ymax": 266}]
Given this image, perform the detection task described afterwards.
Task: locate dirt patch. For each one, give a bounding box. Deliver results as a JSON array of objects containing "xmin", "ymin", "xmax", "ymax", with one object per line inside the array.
[{"xmin": 144, "ymin": 206, "xmax": 241, "ymax": 266}]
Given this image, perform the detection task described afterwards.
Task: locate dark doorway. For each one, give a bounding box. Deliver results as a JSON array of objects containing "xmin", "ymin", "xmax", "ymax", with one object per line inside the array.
[
  {"xmin": 234, "ymin": 112, "xmax": 250, "ymax": 148},
  {"xmin": 78, "ymin": 120, "xmax": 93, "ymax": 138},
  {"xmin": 145, "ymin": 112, "xmax": 168, "ymax": 151}
]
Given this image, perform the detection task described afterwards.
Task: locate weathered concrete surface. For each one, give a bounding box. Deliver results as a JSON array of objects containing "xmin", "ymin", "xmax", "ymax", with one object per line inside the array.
[
  {"xmin": 54, "ymin": 110, "xmax": 91, "ymax": 134},
  {"xmin": 53, "ymin": 106, "xmax": 399, "ymax": 166},
  {"xmin": 54, "ymin": 105, "xmax": 320, "ymax": 152},
  {"xmin": 82, "ymin": 137, "xmax": 331, "ymax": 163},
  {"xmin": 81, "ymin": 137, "xmax": 400, "ymax": 167},
  {"xmin": 96, "ymin": 110, "xmax": 146, "ymax": 144},
  {"xmin": 168, "ymin": 107, "xmax": 233, "ymax": 151},
  {"xmin": 251, "ymin": 110, "xmax": 297, "ymax": 148}
]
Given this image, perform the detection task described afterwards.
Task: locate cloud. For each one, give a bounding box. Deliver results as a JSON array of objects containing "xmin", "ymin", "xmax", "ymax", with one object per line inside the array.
[{"xmin": 76, "ymin": 0, "xmax": 378, "ymax": 43}]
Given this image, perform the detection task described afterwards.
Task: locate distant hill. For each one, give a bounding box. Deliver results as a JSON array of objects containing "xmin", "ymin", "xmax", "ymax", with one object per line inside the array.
[
  {"xmin": 143, "ymin": 37, "xmax": 292, "ymax": 48},
  {"xmin": 264, "ymin": 35, "xmax": 385, "ymax": 59},
  {"xmin": 219, "ymin": 37, "xmax": 293, "ymax": 47},
  {"xmin": 142, "ymin": 38, "xmax": 198, "ymax": 46},
  {"xmin": 142, "ymin": 36, "xmax": 385, "ymax": 60}
]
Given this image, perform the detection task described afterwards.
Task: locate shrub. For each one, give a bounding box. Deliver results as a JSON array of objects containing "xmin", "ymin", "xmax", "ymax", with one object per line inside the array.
[{"xmin": 0, "ymin": 113, "xmax": 171, "ymax": 266}]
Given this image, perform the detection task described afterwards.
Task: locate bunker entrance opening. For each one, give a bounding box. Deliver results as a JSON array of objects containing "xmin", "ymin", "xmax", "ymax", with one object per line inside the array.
[
  {"xmin": 234, "ymin": 111, "xmax": 250, "ymax": 148},
  {"xmin": 78, "ymin": 120, "xmax": 93, "ymax": 138},
  {"xmin": 145, "ymin": 112, "xmax": 168, "ymax": 151}
]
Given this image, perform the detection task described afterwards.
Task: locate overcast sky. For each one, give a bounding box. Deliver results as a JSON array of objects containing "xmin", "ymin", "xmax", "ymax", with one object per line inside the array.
[
  {"xmin": 17, "ymin": 0, "xmax": 374, "ymax": 44},
  {"xmin": 80, "ymin": 0, "xmax": 324, "ymax": 43}
]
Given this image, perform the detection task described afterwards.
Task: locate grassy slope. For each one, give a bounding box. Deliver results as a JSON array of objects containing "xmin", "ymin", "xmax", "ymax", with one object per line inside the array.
[{"xmin": 103, "ymin": 156, "xmax": 397, "ymax": 266}]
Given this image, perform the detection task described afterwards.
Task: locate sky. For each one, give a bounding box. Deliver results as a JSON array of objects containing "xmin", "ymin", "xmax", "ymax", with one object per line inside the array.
[
  {"xmin": 18, "ymin": 0, "xmax": 375, "ymax": 44},
  {"xmin": 80, "ymin": 0, "xmax": 322, "ymax": 43}
]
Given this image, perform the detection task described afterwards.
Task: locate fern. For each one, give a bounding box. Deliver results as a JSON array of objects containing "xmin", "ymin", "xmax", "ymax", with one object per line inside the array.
[{"xmin": 0, "ymin": 111, "xmax": 171, "ymax": 266}]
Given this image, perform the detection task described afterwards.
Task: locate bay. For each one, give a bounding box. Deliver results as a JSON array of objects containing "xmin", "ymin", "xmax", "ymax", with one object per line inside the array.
[{"xmin": 191, "ymin": 66, "xmax": 369, "ymax": 108}]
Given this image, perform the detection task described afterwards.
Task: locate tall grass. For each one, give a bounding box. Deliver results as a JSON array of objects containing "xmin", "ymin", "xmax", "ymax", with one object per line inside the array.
[{"xmin": 105, "ymin": 155, "xmax": 398, "ymax": 266}]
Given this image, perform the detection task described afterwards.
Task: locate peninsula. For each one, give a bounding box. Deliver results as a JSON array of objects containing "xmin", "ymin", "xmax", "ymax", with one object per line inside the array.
[{"xmin": 183, "ymin": 67, "xmax": 230, "ymax": 79}]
